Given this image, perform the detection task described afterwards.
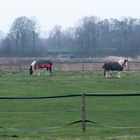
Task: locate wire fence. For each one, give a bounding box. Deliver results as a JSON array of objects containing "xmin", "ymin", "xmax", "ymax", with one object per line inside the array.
[
  {"xmin": 0, "ymin": 58, "xmax": 140, "ymax": 72},
  {"xmin": 0, "ymin": 93, "xmax": 140, "ymax": 132}
]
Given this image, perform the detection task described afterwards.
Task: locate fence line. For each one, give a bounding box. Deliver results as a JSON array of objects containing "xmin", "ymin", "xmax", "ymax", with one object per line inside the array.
[
  {"xmin": 0, "ymin": 92, "xmax": 140, "ymax": 99},
  {"xmin": 0, "ymin": 93, "xmax": 140, "ymax": 132},
  {"xmin": 1, "ymin": 59, "xmax": 140, "ymax": 71}
]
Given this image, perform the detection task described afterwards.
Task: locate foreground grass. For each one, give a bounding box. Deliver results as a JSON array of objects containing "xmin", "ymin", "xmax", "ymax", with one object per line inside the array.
[{"xmin": 0, "ymin": 71, "xmax": 139, "ymax": 139}]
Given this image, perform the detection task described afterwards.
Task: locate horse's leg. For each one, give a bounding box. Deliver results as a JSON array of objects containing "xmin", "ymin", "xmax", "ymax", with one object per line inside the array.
[
  {"xmin": 49, "ymin": 66, "xmax": 52, "ymax": 75},
  {"xmin": 46, "ymin": 67, "xmax": 52, "ymax": 76},
  {"xmin": 106, "ymin": 71, "xmax": 108, "ymax": 77},
  {"xmin": 117, "ymin": 71, "xmax": 121, "ymax": 78},
  {"xmin": 34, "ymin": 70, "xmax": 36, "ymax": 75},
  {"xmin": 37, "ymin": 69, "xmax": 40, "ymax": 76},
  {"xmin": 45, "ymin": 68, "xmax": 48, "ymax": 75},
  {"xmin": 104, "ymin": 69, "xmax": 106, "ymax": 77},
  {"xmin": 108, "ymin": 71, "xmax": 111, "ymax": 77},
  {"xmin": 104, "ymin": 70, "xmax": 108, "ymax": 78},
  {"xmin": 33, "ymin": 69, "xmax": 37, "ymax": 75}
]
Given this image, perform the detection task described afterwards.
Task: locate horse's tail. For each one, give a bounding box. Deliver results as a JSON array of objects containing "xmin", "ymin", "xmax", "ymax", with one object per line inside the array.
[
  {"xmin": 103, "ymin": 69, "xmax": 106, "ymax": 76},
  {"xmin": 103, "ymin": 63, "xmax": 106, "ymax": 76},
  {"xmin": 103, "ymin": 62, "xmax": 105, "ymax": 68}
]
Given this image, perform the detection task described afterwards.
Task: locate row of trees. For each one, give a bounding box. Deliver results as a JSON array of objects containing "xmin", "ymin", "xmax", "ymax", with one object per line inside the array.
[{"xmin": 0, "ymin": 16, "xmax": 140, "ymax": 57}]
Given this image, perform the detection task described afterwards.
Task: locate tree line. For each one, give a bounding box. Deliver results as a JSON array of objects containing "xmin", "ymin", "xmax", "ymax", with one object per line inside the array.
[{"xmin": 0, "ymin": 16, "xmax": 140, "ymax": 57}]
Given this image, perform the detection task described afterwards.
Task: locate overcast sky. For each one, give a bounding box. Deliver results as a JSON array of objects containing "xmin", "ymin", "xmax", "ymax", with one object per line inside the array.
[{"xmin": 0, "ymin": 0, "xmax": 140, "ymax": 34}]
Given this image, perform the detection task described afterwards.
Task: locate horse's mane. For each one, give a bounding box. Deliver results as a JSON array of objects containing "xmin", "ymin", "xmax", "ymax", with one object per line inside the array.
[
  {"xmin": 104, "ymin": 56, "xmax": 125, "ymax": 61},
  {"xmin": 118, "ymin": 59, "xmax": 128, "ymax": 67}
]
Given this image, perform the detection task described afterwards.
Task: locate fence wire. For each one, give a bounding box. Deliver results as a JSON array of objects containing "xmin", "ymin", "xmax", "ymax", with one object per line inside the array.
[{"xmin": 0, "ymin": 93, "xmax": 140, "ymax": 131}]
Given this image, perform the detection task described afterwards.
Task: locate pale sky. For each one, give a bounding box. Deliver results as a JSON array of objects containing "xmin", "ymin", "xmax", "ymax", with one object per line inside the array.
[{"xmin": 0, "ymin": 0, "xmax": 140, "ymax": 34}]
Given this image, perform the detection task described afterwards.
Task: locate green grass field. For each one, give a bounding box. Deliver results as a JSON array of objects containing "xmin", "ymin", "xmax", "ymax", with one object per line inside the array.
[{"xmin": 0, "ymin": 71, "xmax": 140, "ymax": 140}]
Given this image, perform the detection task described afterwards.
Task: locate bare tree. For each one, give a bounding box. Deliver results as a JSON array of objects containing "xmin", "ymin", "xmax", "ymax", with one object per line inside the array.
[{"xmin": 8, "ymin": 16, "xmax": 40, "ymax": 56}]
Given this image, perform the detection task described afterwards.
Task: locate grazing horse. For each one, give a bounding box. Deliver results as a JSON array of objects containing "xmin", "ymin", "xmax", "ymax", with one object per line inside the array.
[
  {"xmin": 103, "ymin": 59, "xmax": 128, "ymax": 78},
  {"xmin": 29, "ymin": 60, "xmax": 52, "ymax": 76}
]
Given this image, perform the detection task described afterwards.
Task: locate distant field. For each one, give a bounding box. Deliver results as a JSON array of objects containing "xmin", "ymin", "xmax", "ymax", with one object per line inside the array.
[
  {"xmin": 0, "ymin": 71, "xmax": 140, "ymax": 140},
  {"xmin": 1, "ymin": 58, "xmax": 140, "ymax": 72}
]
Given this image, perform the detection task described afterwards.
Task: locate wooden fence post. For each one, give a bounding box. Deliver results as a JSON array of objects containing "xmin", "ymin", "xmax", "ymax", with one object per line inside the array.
[
  {"xmin": 18, "ymin": 60, "xmax": 22, "ymax": 72},
  {"xmin": 82, "ymin": 92, "xmax": 86, "ymax": 132}
]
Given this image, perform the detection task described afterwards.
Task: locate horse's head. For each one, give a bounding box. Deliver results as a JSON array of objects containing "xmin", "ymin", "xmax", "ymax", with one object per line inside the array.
[
  {"xmin": 29, "ymin": 66, "xmax": 33, "ymax": 75},
  {"xmin": 29, "ymin": 60, "xmax": 36, "ymax": 76},
  {"xmin": 118, "ymin": 59, "xmax": 128, "ymax": 67},
  {"xmin": 124, "ymin": 59, "xmax": 128, "ymax": 67}
]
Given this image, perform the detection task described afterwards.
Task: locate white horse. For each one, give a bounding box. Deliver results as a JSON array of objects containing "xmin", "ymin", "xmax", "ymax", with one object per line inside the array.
[
  {"xmin": 29, "ymin": 60, "xmax": 52, "ymax": 76},
  {"xmin": 103, "ymin": 59, "xmax": 128, "ymax": 78}
]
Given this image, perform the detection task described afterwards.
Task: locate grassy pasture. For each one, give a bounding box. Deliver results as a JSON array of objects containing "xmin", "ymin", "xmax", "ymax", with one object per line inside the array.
[{"xmin": 0, "ymin": 71, "xmax": 139, "ymax": 140}]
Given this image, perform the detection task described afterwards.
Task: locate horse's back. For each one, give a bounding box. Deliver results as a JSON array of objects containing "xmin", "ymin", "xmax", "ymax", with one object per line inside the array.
[
  {"xmin": 33, "ymin": 59, "xmax": 52, "ymax": 70},
  {"xmin": 103, "ymin": 61, "xmax": 123, "ymax": 71},
  {"xmin": 36, "ymin": 60, "xmax": 52, "ymax": 65}
]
